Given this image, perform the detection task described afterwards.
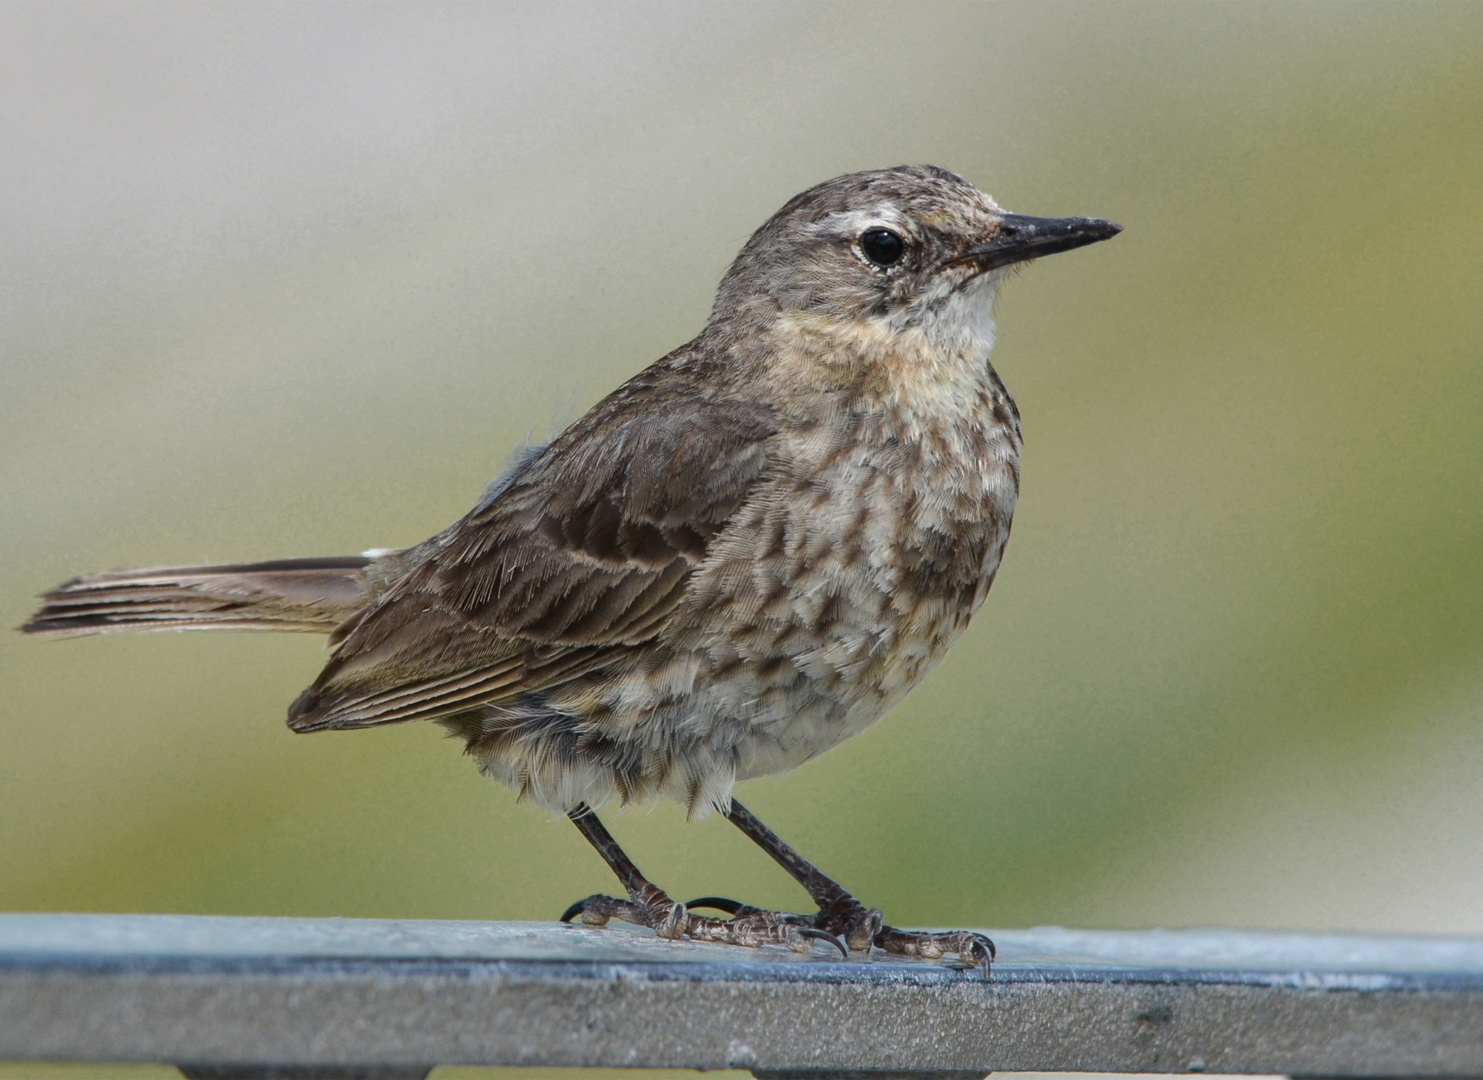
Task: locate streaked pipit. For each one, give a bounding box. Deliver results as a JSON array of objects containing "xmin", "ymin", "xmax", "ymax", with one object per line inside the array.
[{"xmin": 25, "ymin": 165, "xmax": 1119, "ymax": 975}]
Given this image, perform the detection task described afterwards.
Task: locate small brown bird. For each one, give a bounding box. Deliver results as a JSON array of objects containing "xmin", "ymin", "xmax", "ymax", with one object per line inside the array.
[{"xmin": 24, "ymin": 166, "xmax": 1118, "ymax": 974}]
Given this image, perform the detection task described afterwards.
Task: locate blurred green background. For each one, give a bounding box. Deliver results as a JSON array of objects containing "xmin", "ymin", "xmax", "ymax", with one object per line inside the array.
[{"xmin": 3, "ymin": 4, "xmax": 1482, "ymax": 1072}]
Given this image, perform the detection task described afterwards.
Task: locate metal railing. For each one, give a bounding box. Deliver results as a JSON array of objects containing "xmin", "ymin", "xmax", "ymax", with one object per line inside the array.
[{"xmin": 2, "ymin": 914, "xmax": 1480, "ymax": 1080}]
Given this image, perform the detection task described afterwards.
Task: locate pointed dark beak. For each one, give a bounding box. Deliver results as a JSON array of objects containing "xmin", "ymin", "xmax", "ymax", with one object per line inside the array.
[{"xmin": 949, "ymin": 214, "xmax": 1122, "ymax": 273}]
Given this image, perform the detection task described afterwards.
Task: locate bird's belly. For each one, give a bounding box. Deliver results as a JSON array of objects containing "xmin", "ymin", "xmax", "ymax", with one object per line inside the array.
[
  {"xmin": 473, "ymin": 432, "xmax": 1017, "ymax": 817},
  {"xmin": 472, "ymin": 511, "xmax": 1006, "ymax": 817},
  {"xmin": 524, "ymin": 583, "xmax": 980, "ymax": 812},
  {"xmin": 701, "ymin": 567, "xmax": 994, "ymax": 781}
]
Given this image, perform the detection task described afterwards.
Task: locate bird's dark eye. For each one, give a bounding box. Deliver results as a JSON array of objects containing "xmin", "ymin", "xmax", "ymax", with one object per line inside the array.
[{"xmin": 860, "ymin": 228, "xmax": 904, "ymax": 267}]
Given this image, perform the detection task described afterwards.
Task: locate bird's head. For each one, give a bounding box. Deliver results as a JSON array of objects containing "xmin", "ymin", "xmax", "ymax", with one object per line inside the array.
[{"xmin": 711, "ymin": 165, "xmax": 1119, "ymax": 368}]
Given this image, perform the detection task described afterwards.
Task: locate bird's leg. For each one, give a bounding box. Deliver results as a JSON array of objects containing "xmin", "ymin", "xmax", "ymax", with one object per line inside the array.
[
  {"xmin": 559, "ymin": 805, "xmax": 846, "ymax": 957},
  {"xmin": 721, "ymin": 800, "xmax": 994, "ymax": 975},
  {"xmin": 719, "ymin": 800, "xmax": 879, "ymax": 948},
  {"xmin": 559, "ymin": 805, "xmax": 678, "ymax": 933}
]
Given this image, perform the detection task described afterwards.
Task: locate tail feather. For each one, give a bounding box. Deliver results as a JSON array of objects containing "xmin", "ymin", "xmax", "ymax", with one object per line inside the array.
[{"xmin": 21, "ymin": 556, "xmax": 376, "ymax": 637}]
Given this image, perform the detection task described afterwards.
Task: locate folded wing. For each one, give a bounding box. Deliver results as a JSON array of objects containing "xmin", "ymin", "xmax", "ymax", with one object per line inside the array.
[{"xmin": 288, "ymin": 372, "xmax": 778, "ymax": 733}]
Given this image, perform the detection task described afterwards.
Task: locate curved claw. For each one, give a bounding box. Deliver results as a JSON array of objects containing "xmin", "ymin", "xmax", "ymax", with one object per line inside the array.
[
  {"xmin": 683, "ymin": 895, "xmax": 747, "ymax": 915},
  {"xmin": 967, "ymin": 935, "xmax": 996, "ymax": 976},
  {"xmin": 559, "ymin": 898, "xmax": 590, "ymax": 924},
  {"xmin": 797, "ymin": 927, "xmax": 850, "ymax": 959}
]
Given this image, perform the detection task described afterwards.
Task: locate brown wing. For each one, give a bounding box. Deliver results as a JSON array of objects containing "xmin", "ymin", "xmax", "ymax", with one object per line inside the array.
[{"xmin": 288, "ymin": 370, "xmax": 778, "ymax": 732}]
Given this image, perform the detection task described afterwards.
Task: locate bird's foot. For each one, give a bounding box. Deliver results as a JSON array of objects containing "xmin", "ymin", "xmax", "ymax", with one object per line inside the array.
[
  {"xmin": 876, "ymin": 925, "xmax": 995, "ymax": 975},
  {"xmin": 687, "ymin": 894, "xmax": 880, "ymax": 949},
  {"xmin": 686, "ymin": 894, "xmax": 993, "ymax": 975},
  {"xmin": 560, "ymin": 893, "xmax": 847, "ymax": 957}
]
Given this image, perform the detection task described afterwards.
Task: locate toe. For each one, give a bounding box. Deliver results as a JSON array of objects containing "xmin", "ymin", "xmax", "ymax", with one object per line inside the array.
[
  {"xmin": 683, "ymin": 896, "xmax": 748, "ymax": 915},
  {"xmin": 656, "ymin": 901, "xmax": 689, "ymax": 940},
  {"xmin": 844, "ymin": 907, "xmax": 883, "ymax": 951}
]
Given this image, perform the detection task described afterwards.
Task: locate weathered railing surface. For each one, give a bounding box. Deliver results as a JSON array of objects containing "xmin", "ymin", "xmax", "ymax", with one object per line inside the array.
[{"xmin": 1, "ymin": 914, "xmax": 1480, "ymax": 1080}]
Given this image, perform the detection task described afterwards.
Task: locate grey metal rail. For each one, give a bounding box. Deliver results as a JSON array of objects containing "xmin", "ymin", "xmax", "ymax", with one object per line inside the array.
[{"xmin": 1, "ymin": 914, "xmax": 1480, "ymax": 1080}]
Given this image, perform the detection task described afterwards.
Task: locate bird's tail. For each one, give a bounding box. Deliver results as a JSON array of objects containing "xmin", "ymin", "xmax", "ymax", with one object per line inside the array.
[{"xmin": 20, "ymin": 556, "xmax": 377, "ymax": 637}]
